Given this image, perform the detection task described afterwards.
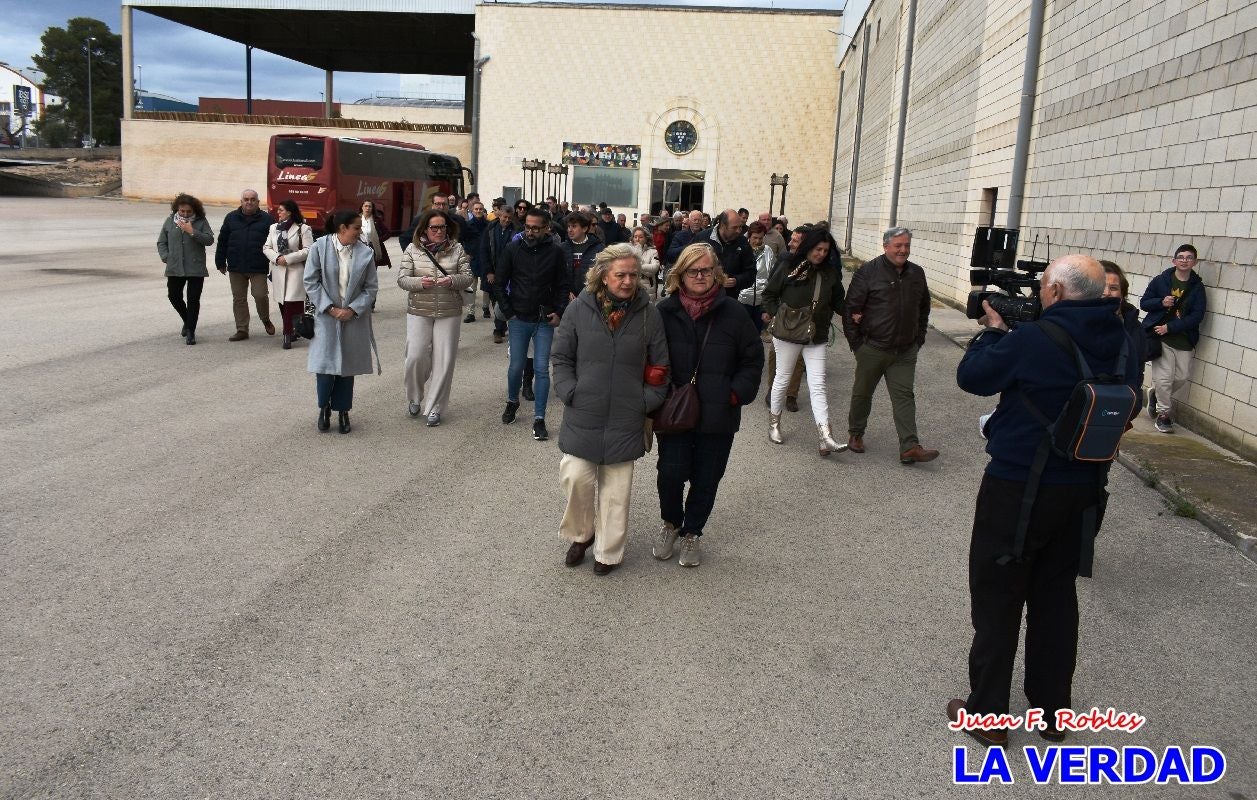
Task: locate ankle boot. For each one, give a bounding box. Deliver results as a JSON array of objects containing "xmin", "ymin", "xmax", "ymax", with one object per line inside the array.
[
  {"xmin": 769, "ymin": 412, "xmax": 784, "ymax": 444},
  {"xmin": 318, "ymin": 404, "xmax": 331, "ymax": 432},
  {"xmin": 818, "ymin": 423, "xmax": 848, "ymax": 456},
  {"xmin": 338, "ymin": 411, "xmax": 351, "ymax": 434}
]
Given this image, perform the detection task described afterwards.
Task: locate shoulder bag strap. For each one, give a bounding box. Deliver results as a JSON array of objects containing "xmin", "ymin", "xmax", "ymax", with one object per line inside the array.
[
  {"xmin": 420, "ymin": 246, "xmax": 450, "ymax": 276},
  {"xmin": 690, "ymin": 320, "xmax": 714, "ymax": 385},
  {"xmin": 809, "ymin": 270, "xmax": 824, "ymax": 309}
]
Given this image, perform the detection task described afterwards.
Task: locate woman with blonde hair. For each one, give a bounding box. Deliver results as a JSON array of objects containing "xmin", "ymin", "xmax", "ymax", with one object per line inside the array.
[
  {"xmin": 399, "ymin": 209, "xmax": 473, "ymax": 426},
  {"xmin": 551, "ymin": 243, "xmax": 670, "ymax": 575},
  {"xmin": 651, "ymin": 243, "xmax": 763, "ymax": 567},
  {"xmin": 629, "ymin": 225, "xmax": 661, "ymax": 295}
]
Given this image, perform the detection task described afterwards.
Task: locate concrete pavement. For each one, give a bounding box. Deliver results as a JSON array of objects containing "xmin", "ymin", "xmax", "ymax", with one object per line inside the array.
[{"xmin": 1, "ymin": 197, "xmax": 1254, "ymax": 798}]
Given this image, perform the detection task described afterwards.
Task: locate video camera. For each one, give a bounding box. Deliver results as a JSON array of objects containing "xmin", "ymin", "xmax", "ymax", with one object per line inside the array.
[{"xmin": 965, "ymin": 227, "xmax": 1049, "ymax": 328}]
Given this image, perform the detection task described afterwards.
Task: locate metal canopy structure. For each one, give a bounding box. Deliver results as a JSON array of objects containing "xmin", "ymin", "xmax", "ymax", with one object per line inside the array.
[
  {"xmin": 134, "ymin": 7, "xmax": 474, "ymax": 76},
  {"xmin": 118, "ymin": 1, "xmax": 477, "ymax": 123}
]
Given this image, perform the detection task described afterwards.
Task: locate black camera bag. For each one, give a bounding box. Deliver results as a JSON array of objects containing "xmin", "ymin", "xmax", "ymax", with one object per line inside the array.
[{"xmin": 999, "ymin": 320, "xmax": 1137, "ymax": 576}]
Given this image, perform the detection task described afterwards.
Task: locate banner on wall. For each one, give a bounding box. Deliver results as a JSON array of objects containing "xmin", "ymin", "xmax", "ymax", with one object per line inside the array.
[{"xmin": 561, "ymin": 142, "xmax": 641, "ymax": 169}]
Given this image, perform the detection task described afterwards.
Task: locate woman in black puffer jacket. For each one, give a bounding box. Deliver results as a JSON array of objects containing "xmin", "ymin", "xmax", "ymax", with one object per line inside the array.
[{"xmin": 651, "ymin": 243, "xmax": 764, "ymax": 569}]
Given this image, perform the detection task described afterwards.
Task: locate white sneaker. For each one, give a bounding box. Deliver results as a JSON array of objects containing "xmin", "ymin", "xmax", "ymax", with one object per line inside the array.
[
  {"xmin": 652, "ymin": 522, "xmax": 679, "ymax": 560},
  {"xmin": 677, "ymin": 534, "xmax": 702, "ymax": 567}
]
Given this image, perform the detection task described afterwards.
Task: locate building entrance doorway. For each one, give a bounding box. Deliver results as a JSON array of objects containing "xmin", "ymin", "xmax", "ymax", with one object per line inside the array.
[{"xmin": 650, "ymin": 169, "xmax": 705, "ymax": 215}]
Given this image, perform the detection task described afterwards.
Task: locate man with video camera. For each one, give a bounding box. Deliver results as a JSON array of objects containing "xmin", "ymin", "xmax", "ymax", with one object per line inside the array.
[{"xmin": 948, "ymin": 254, "xmax": 1141, "ymax": 747}]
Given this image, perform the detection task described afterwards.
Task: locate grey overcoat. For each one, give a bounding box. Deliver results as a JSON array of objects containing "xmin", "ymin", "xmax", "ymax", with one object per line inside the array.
[
  {"xmin": 551, "ymin": 287, "xmax": 670, "ymax": 465},
  {"xmin": 157, "ymin": 215, "xmax": 214, "ymax": 277},
  {"xmin": 304, "ymin": 235, "xmax": 380, "ymax": 377}
]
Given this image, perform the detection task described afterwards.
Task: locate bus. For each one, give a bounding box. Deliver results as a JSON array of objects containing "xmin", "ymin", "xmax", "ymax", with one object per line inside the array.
[{"xmin": 266, "ymin": 133, "xmax": 471, "ymax": 235}]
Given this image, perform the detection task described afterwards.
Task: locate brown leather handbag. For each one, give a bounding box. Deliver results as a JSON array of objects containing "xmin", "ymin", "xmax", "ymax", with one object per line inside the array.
[{"xmin": 652, "ymin": 321, "xmax": 712, "ymax": 434}]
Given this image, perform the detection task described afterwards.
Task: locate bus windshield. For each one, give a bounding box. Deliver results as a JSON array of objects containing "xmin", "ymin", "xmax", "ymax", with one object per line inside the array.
[{"xmin": 275, "ymin": 137, "xmax": 325, "ymax": 169}]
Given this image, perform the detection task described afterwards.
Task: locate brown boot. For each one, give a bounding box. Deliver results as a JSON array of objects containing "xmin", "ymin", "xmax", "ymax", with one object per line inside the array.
[
  {"xmin": 848, "ymin": 434, "xmax": 865, "ymax": 453},
  {"xmin": 900, "ymin": 445, "xmax": 939, "ymax": 464},
  {"xmin": 228, "ymin": 330, "xmax": 249, "ymax": 342}
]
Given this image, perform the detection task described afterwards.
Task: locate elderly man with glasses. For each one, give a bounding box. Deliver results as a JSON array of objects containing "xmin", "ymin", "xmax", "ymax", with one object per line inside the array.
[{"xmin": 215, "ymin": 189, "xmax": 276, "ymax": 341}]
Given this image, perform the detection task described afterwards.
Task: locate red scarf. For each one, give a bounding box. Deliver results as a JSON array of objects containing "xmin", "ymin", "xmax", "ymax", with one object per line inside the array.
[{"xmin": 679, "ymin": 283, "xmax": 720, "ymax": 320}]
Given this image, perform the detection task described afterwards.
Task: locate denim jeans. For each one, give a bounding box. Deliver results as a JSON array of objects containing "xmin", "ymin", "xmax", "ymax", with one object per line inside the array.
[
  {"xmin": 507, "ymin": 318, "xmax": 553, "ymax": 418},
  {"xmin": 655, "ymin": 431, "xmax": 735, "ymax": 537}
]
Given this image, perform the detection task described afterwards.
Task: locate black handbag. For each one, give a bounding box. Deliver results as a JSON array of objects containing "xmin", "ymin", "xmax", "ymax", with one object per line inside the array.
[
  {"xmin": 1143, "ymin": 327, "xmax": 1162, "ymax": 362},
  {"xmin": 297, "ymin": 298, "xmax": 316, "ymax": 340},
  {"xmin": 652, "ymin": 321, "xmax": 712, "ymax": 434}
]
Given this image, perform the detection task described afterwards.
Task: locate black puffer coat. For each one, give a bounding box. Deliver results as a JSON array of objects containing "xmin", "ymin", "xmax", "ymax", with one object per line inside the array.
[
  {"xmin": 551, "ymin": 287, "xmax": 670, "ymax": 464},
  {"xmin": 214, "ymin": 207, "xmax": 275, "ymax": 273},
  {"xmin": 656, "ymin": 293, "xmax": 764, "ymax": 435}
]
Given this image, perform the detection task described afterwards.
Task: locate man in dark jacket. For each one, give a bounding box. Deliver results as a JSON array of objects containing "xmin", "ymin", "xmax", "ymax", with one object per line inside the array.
[
  {"xmin": 842, "ymin": 226, "xmax": 938, "ymax": 464},
  {"xmin": 560, "ymin": 211, "xmax": 605, "ymax": 294},
  {"xmin": 697, "ymin": 209, "xmax": 756, "ymax": 299},
  {"xmin": 481, "ymin": 207, "xmax": 518, "ymax": 343},
  {"xmin": 215, "ymin": 189, "xmax": 276, "ymax": 341},
  {"xmin": 949, "ymin": 254, "xmax": 1142, "ymax": 747},
  {"xmin": 460, "ymin": 200, "xmax": 489, "ymax": 323},
  {"xmin": 596, "ymin": 207, "xmax": 629, "ymax": 245},
  {"xmin": 494, "ymin": 208, "xmax": 570, "ymax": 440},
  {"xmin": 1140, "ymin": 243, "xmax": 1206, "ymax": 433},
  {"xmin": 665, "ymin": 210, "xmax": 705, "ymax": 264}
]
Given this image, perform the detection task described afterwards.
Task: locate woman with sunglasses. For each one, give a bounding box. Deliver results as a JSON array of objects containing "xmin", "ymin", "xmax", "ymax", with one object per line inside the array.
[
  {"xmin": 652, "ymin": 243, "xmax": 764, "ymax": 568},
  {"xmin": 399, "ymin": 209, "xmax": 473, "ymax": 426}
]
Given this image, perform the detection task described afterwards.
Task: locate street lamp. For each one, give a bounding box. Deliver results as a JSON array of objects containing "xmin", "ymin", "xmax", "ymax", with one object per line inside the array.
[
  {"xmin": 135, "ymin": 64, "xmax": 143, "ymax": 111},
  {"xmin": 85, "ymin": 36, "xmax": 96, "ymax": 147}
]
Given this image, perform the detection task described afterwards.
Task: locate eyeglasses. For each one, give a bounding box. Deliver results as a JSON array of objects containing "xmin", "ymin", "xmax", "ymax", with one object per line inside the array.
[
  {"xmin": 686, "ymin": 268, "xmax": 714, "ymax": 278},
  {"xmin": 427, "ymin": 224, "xmax": 447, "ymax": 231},
  {"xmin": 1173, "ymin": 255, "xmax": 1196, "ymax": 262},
  {"xmin": 523, "ymin": 224, "xmax": 547, "ymax": 233}
]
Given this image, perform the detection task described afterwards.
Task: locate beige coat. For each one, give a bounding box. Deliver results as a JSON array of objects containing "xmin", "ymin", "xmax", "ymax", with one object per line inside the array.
[
  {"xmin": 398, "ymin": 240, "xmax": 473, "ymax": 318},
  {"xmin": 263, "ymin": 223, "xmax": 314, "ymax": 302}
]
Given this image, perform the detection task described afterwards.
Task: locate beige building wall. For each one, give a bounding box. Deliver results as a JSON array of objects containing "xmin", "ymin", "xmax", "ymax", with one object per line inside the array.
[
  {"xmin": 475, "ymin": 2, "xmax": 841, "ymax": 222},
  {"xmin": 830, "ymin": 0, "xmax": 1257, "ymax": 461},
  {"xmin": 122, "ymin": 118, "xmax": 471, "ymax": 206}
]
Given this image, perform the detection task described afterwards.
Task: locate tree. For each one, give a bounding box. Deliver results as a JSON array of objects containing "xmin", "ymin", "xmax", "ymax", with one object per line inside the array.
[{"xmin": 32, "ymin": 18, "xmax": 122, "ymax": 146}]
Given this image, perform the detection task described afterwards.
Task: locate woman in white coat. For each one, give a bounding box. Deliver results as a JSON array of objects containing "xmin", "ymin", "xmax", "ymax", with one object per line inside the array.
[
  {"xmin": 263, "ymin": 199, "xmax": 314, "ymax": 349},
  {"xmin": 629, "ymin": 226, "xmax": 661, "ymax": 297},
  {"xmin": 304, "ymin": 209, "xmax": 380, "ymax": 435},
  {"xmin": 398, "ymin": 208, "xmax": 473, "ymax": 426}
]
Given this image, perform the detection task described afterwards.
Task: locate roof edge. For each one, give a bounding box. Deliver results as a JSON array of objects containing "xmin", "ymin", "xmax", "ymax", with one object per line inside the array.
[{"xmin": 476, "ymin": 1, "xmax": 841, "ymax": 16}]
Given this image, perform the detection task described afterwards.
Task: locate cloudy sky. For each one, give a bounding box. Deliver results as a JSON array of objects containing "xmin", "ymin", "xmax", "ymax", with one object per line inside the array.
[{"xmin": 2, "ymin": 0, "xmax": 858, "ymax": 105}]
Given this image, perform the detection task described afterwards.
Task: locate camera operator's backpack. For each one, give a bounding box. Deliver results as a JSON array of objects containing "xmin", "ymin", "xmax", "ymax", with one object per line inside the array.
[{"xmin": 1000, "ymin": 320, "xmax": 1138, "ymax": 576}]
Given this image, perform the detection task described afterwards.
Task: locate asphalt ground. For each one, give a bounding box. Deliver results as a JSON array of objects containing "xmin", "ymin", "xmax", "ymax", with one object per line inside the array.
[{"xmin": 1, "ymin": 197, "xmax": 1254, "ymax": 798}]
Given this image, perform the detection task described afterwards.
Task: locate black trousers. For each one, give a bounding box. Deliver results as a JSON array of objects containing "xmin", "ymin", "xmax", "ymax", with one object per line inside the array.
[
  {"xmin": 965, "ymin": 474, "xmax": 1101, "ymax": 718},
  {"xmin": 656, "ymin": 431, "xmax": 735, "ymax": 537},
  {"xmin": 167, "ymin": 276, "xmax": 204, "ymax": 332},
  {"xmin": 316, "ymin": 374, "xmax": 354, "ymax": 411}
]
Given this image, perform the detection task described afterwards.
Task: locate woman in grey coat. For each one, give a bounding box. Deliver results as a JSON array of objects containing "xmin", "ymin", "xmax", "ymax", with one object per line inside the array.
[
  {"xmin": 156, "ymin": 193, "xmax": 214, "ymax": 345},
  {"xmin": 304, "ymin": 209, "xmax": 380, "ymax": 434},
  {"xmin": 551, "ymin": 243, "xmax": 670, "ymax": 575}
]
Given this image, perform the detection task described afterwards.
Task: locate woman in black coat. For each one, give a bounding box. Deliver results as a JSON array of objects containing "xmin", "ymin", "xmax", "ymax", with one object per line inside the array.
[{"xmin": 652, "ymin": 243, "xmax": 764, "ymax": 568}]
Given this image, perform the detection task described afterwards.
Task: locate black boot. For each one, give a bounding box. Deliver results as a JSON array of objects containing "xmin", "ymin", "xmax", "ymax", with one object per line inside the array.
[
  {"xmin": 318, "ymin": 404, "xmax": 331, "ymax": 432},
  {"xmin": 521, "ymin": 357, "xmax": 535, "ymax": 402},
  {"xmin": 338, "ymin": 411, "xmax": 351, "ymax": 434}
]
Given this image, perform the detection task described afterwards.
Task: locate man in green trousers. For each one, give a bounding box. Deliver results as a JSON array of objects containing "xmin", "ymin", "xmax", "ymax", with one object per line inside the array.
[{"xmin": 841, "ymin": 227, "xmax": 940, "ymax": 465}]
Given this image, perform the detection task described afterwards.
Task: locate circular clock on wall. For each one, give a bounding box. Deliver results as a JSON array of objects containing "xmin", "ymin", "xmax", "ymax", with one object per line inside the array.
[{"xmin": 664, "ymin": 120, "xmax": 699, "ymax": 155}]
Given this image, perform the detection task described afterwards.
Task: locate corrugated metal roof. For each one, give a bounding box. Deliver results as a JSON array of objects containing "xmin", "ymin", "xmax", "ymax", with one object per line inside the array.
[{"xmin": 123, "ymin": 0, "xmax": 474, "ymax": 12}]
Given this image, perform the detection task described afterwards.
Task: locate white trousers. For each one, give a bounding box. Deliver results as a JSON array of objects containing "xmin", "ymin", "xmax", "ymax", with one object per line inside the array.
[
  {"xmin": 1149, "ymin": 346, "xmax": 1193, "ymax": 415},
  {"xmin": 770, "ymin": 338, "xmax": 830, "ymax": 425},
  {"xmin": 558, "ymin": 454, "xmax": 635, "ymax": 565},
  {"xmin": 465, "ymin": 284, "xmax": 489, "ymax": 315},
  {"xmin": 403, "ymin": 314, "xmax": 461, "ymax": 415}
]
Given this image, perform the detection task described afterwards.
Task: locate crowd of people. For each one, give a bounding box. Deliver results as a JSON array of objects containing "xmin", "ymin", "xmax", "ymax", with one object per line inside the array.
[{"xmin": 154, "ymin": 190, "xmax": 1202, "ymax": 577}]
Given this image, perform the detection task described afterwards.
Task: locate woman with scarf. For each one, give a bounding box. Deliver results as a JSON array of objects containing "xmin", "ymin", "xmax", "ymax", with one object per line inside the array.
[
  {"xmin": 305, "ymin": 209, "xmax": 379, "ymax": 435},
  {"xmin": 157, "ymin": 192, "xmax": 214, "ymax": 345},
  {"xmin": 761, "ymin": 227, "xmax": 847, "ymax": 455},
  {"xmin": 398, "ymin": 208, "xmax": 472, "ymax": 427},
  {"xmin": 629, "ymin": 225, "xmax": 661, "ymax": 296},
  {"xmin": 551, "ymin": 243, "xmax": 670, "ymax": 575},
  {"xmin": 651, "ymin": 243, "xmax": 764, "ymax": 568},
  {"xmin": 263, "ymin": 199, "xmax": 314, "ymax": 349}
]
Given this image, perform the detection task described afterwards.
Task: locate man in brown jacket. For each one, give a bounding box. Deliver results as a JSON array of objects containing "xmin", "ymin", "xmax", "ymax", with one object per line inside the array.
[{"xmin": 842, "ymin": 227, "xmax": 940, "ymax": 464}]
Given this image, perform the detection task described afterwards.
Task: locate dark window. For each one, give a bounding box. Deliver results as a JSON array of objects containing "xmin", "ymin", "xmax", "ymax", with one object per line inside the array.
[
  {"xmin": 339, "ymin": 141, "xmax": 437, "ymax": 180},
  {"xmin": 274, "ymin": 137, "xmax": 325, "ymax": 169}
]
